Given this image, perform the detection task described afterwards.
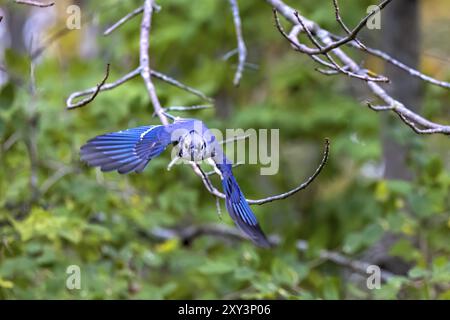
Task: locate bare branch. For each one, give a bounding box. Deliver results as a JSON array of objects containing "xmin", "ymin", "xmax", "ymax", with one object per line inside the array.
[
  {"xmin": 299, "ymin": 0, "xmax": 391, "ymax": 55},
  {"xmin": 67, "ymin": 67, "xmax": 140, "ymax": 108},
  {"xmin": 311, "ymin": 0, "xmax": 393, "ymax": 54},
  {"xmin": 295, "ymin": 240, "xmax": 394, "ymax": 282},
  {"xmin": 104, "ymin": 6, "xmax": 144, "ymax": 36},
  {"xmin": 164, "ymin": 105, "xmax": 214, "ymax": 112},
  {"xmin": 286, "ymin": 24, "xmax": 338, "ymax": 71},
  {"xmin": 189, "ymin": 138, "xmax": 330, "ymax": 205},
  {"xmin": 41, "ymin": 165, "xmax": 74, "ymax": 195},
  {"xmin": 151, "ymin": 70, "xmax": 213, "ymax": 102},
  {"xmin": 273, "ymin": 9, "xmax": 317, "ymax": 55},
  {"xmin": 2, "ymin": 131, "xmax": 21, "ymax": 152},
  {"xmin": 365, "ymin": 101, "xmax": 394, "ymax": 112},
  {"xmin": 331, "ymin": 0, "xmax": 367, "ymax": 50},
  {"xmin": 222, "ymin": 48, "xmax": 238, "ymax": 61},
  {"xmin": 215, "ymin": 197, "xmax": 223, "ymax": 220},
  {"xmin": 148, "ymin": 223, "xmax": 394, "ymax": 281},
  {"xmin": 103, "ymin": 3, "xmax": 161, "ymax": 36},
  {"xmin": 205, "ymin": 162, "xmax": 244, "ymax": 176},
  {"xmin": 248, "ymin": 138, "xmax": 329, "ymax": 205},
  {"xmin": 365, "ymin": 80, "xmax": 450, "ymax": 134},
  {"xmin": 354, "ymin": 42, "xmax": 450, "ymax": 89},
  {"xmin": 315, "ymin": 67, "xmax": 341, "ymax": 76},
  {"xmin": 31, "ymin": 24, "xmax": 74, "ymax": 60},
  {"xmin": 228, "ymin": 0, "xmax": 247, "ymax": 86},
  {"xmin": 325, "ymin": 29, "xmax": 450, "ymax": 89},
  {"xmin": 292, "ymin": 11, "xmax": 388, "ymax": 83},
  {"xmin": 66, "ymin": 67, "xmax": 212, "ymax": 108},
  {"xmin": 268, "ymin": 0, "xmax": 450, "ymax": 135},
  {"xmin": 396, "ymin": 113, "xmax": 445, "ymax": 135},
  {"xmin": 14, "ymin": 0, "xmax": 54, "ymax": 8},
  {"xmin": 140, "ymin": 0, "xmax": 168, "ymax": 124},
  {"xmin": 196, "ymin": 138, "xmax": 330, "ymax": 205},
  {"xmin": 273, "ymin": 0, "xmax": 391, "ymax": 55},
  {"xmin": 219, "ymin": 134, "xmax": 251, "ymax": 145},
  {"xmin": 274, "ymin": 9, "xmax": 388, "ymax": 83},
  {"xmin": 67, "ymin": 63, "xmax": 110, "ymax": 109},
  {"xmin": 192, "ymin": 163, "xmax": 225, "ymax": 198}
]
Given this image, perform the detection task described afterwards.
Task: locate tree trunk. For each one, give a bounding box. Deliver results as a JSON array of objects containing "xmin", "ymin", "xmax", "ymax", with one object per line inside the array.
[{"xmin": 381, "ymin": 0, "xmax": 422, "ymax": 180}]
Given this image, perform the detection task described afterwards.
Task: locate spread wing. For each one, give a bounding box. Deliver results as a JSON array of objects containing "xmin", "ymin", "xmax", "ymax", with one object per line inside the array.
[{"xmin": 80, "ymin": 125, "xmax": 174, "ymax": 174}]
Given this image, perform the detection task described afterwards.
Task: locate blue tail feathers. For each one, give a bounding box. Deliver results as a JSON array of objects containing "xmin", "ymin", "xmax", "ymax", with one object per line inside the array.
[{"xmin": 220, "ymin": 165, "xmax": 271, "ymax": 248}]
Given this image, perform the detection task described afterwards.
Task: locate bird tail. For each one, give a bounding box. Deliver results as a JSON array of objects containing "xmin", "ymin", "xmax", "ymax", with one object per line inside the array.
[
  {"xmin": 219, "ymin": 166, "xmax": 271, "ymax": 248},
  {"xmin": 80, "ymin": 126, "xmax": 169, "ymax": 174}
]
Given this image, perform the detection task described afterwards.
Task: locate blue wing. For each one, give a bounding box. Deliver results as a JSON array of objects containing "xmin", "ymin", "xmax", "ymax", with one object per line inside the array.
[
  {"xmin": 217, "ymin": 161, "xmax": 271, "ymax": 248},
  {"xmin": 80, "ymin": 125, "xmax": 172, "ymax": 174}
]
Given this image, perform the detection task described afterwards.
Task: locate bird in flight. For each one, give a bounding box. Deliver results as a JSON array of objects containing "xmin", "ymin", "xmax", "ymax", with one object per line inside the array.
[{"xmin": 80, "ymin": 117, "xmax": 271, "ymax": 248}]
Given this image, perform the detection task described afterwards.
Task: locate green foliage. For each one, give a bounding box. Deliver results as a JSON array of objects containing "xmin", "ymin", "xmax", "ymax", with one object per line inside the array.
[{"xmin": 0, "ymin": 0, "xmax": 449, "ymax": 299}]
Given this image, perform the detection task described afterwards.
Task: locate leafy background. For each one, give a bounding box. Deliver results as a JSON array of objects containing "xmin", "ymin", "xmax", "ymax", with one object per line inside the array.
[{"xmin": 0, "ymin": 0, "xmax": 449, "ymax": 299}]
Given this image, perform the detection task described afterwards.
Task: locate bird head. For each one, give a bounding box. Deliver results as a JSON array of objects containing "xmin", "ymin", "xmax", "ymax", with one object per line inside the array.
[{"xmin": 178, "ymin": 129, "xmax": 209, "ymax": 162}]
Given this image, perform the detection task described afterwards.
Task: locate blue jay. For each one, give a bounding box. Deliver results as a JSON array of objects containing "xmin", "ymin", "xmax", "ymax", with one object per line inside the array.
[{"xmin": 80, "ymin": 117, "xmax": 271, "ymax": 248}]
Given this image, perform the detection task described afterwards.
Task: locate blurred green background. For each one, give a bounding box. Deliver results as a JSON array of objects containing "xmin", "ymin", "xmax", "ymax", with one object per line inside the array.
[{"xmin": 0, "ymin": 0, "xmax": 449, "ymax": 299}]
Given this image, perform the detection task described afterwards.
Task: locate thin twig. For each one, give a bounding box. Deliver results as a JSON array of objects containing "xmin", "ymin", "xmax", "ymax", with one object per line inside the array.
[
  {"xmin": 195, "ymin": 138, "xmax": 330, "ymax": 204},
  {"xmin": 31, "ymin": 21, "xmax": 78, "ymax": 60},
  {"xmin": 149, "ymin": 71, "xmax": 213, "ymax": 101},
  {"xmin": 1, "ymin": 131, "xmax": 21, "ymax": 152},
  {"xmin": 215, "ymin": 197, "xmax": 223, "ymax": 220},
  {"xmin": 396, "ymin": 113, "xmax": 444, "ymax": 135},
  {"xmin": 219, "ymin": 134, "xmax": 251, "ymax": 145},
  {"xmin": 164, "ymin": 105, "xmax": 214, "ymax": 112},
  {"xmin": 286, "ymin": 24, "xmax": 338, "ymax": 71},
  {"xmin": 292, "ymin": 11, "xmax": 388, "ymax": 83},
  {"xmin": 104, "ymin": 6, "xmax": 144, "ymax": 36},
  {"xmin": 302, "ymin": 0, "xmax": 391, "ymax": 55},
  {"xmin": 67, "ymin": 63, "xmax": 110, "ymax": 109},
  {"xmin": 248, "ymin": 138, "xmax": 329, "ymax": 205},
  {"xmin": 327, "ymin": 29, "xmax": 450, "ymax": 88},
  {"xmin": 228, "ymin": 0, "xmax": 247, "ymax": 86},
  {"xmin": 222, "ymin": 48, "xmax": 238, "ymax": 61},
  {"xmin": 40, "ymin": 165, "xmax": 74, "ymax": 195},
  {"xmin": 332, "ymin": 0, "xmax": 367, "ymax": 51},
  {"xmin": 66, "ymin": 67, "xmax": 140, "ymax": 108},
  {"xmin": 192, "ymin": 163, "xmax": 225, "ymax": 198},
  {"xmin": 349, "ymin": 41, "xmax": 450, "ymax": 89},
  {"xmin": 365, "ymin": 101, "xmax": 394, "ymax": 112},
  {"xmin": 14, "ymin": 0, "xmax": 54, "ymax": 7}
]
